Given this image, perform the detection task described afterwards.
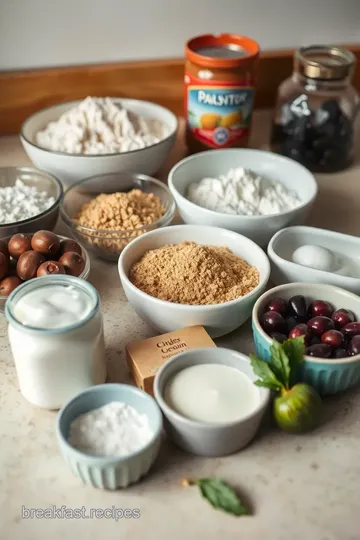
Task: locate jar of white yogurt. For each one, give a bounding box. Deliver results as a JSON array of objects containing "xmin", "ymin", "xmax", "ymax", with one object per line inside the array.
[{"xmin": 5, "ymin": 275, "xmax": 106, "ymax": 409}]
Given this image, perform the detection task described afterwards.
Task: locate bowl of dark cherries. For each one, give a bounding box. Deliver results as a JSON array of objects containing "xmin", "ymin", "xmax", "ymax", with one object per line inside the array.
[{"xmin": 252, "ymin": 283, "xmax": 360, "ymax": 394}]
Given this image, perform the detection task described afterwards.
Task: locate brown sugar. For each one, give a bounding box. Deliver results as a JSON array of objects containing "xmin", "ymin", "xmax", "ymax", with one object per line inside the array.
[
  {"xmin": 129, "ymin": 241, "xmax": 260, "ymax": 305},
  {"xmin": 75, "ymin": 189, "xmax": 165, "ymax": 231}
]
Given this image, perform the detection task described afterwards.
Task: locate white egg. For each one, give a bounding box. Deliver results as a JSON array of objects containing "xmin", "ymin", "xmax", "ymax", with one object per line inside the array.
[{"xmin": 292, "ymin": 245, "xmax": 335, "ymax": 272}]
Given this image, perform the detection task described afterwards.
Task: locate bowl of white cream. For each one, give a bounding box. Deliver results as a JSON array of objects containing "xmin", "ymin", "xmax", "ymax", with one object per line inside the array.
[
  {"xmin": 56, "ymin": 383, "xmax": 163, "ymax": 490},
  {"xmin": 20, "ymin": 97, "xmax": 178, "ymax": 185},
  {"xmin": 153, "ymin": 347, "xmax": 270, "ymax": 457},
  {"xmin": 168, "ymin": 148, "xmax": 318, "ymax": 247}
]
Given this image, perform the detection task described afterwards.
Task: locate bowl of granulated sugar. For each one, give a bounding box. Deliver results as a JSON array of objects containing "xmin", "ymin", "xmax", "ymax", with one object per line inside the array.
[{"xmin": 118, "ymin": 224, "xmax": 271, "ymax": 338}]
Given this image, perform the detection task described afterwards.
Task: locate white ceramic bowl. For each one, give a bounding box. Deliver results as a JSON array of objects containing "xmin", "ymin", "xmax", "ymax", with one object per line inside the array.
[
  {"xmin": 118, "ymin": 225, "xmax": 270, "ymax": 338},
  {"xmin": 20, "ymin": 99, "xmax": 178, "ymax": 185},
  {"xmin": 154, "ymin": 347, "xmax": 270, "ymax": 456},
  {"xmin": 268, "ymin": 226, "xmax": 360, "ymax": 295},
  {"xmin": 168, "ymin": 149, "xmax": 318, "ymax": 247}
]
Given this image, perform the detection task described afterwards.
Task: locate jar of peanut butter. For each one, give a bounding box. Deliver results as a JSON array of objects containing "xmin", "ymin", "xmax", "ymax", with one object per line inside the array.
[{"xmin": 185, "ymin": 34, "xmax": 260, "ymax": 153}]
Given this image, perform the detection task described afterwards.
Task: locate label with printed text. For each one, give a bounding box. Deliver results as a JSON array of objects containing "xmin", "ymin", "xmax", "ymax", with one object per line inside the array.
[{"xmin": 185, "ymin": 75, "xmax": 254, "ymax": 148}]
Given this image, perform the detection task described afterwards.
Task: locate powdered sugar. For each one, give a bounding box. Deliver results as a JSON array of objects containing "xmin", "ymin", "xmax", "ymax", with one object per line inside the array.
[
  {"xmin": 68, "ymin": 401, "xmax": 153, "ymax": 457},
  {"xmin": 35, "ymin": 97, "xmax": 168, "ymax": 155},
  {"xmin": 0, "ymin": 179, "xmax": 55, "ymax": 224},
  {"xmin": 187, "ymin": 167, "xmax": 301, "ymax": 216}
]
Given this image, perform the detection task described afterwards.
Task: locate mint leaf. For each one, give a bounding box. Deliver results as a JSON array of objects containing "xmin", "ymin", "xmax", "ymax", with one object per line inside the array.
[
  {"xmin": 269, "ymin": 340, "xmax": 291, "ymax": 389},
  {"xmin": 250, "ymin": 354, "xmax": 284, "ymax": 391},
  {"xmin": 195, "ymin": 478, "xmax": 249, "ymax": 516},
  {"xmin": 282, "ymin": 337, "xmax": 306, "ymax": 385}
]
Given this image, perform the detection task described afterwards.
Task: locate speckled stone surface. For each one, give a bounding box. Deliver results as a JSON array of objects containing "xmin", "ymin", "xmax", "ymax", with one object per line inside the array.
[{"xmin": 1, "ymin": 112, "xmax": 360, "ymax": 540}]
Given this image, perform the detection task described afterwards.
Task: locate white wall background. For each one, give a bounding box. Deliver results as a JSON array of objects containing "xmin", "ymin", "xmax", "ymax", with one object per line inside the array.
[{"xmin": 0, "ymin": 0, "xmax": 359, "ymax": 70}]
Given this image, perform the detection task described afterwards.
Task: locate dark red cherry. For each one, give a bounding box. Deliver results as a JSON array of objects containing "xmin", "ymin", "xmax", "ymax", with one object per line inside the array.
[
  {"xmin": 341, "ymin": 322, "xmax": 360, "ymax": 340},
  {"xmin": 332, "ymin": 309, "xmax": 355, "ymax": 329},
  {"xmin": 265, "ymin": 298, "xmax": 288, "ymax": 316},
  {"xmin": 306, "ymin": 344, "xmax": 332, "ymax": 358},
  {"xmin": 321, "ymin": 330, "xmax": 344, "ymax": 349},
  {"xmin": 307, "ymin": 316, "xmax": 334, "ymax": 336},
  {"xmin": 285, "ymin": 316, "xmax": 299, "ymax": 333},
  {"xmin": 289, "ymin": 323, "xmax": 312, "ymax": 345},
  {"xmin": 270, "ymin": 332, "xmax": 288, "ymax": 344},
  {"xmin": 348, "ymin": 336, "xmax": 360, "ymax": 356},
  {"xmin": 308, "ymin": 300, "xmax": 333, "ymax": 319},
  {"xmin": 261, "ymin": 311, "xmax": 287, "ymax": 334},
  {"xmin": 332, "ymin": 348, "xmax": 349, "ymax": 359}
]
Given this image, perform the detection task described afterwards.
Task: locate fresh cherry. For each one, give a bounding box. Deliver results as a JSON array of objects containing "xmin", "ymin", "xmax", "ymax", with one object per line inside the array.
[
  {"xmin": 332, "ymin": 348, "xmax": 349, "ymax": 359},
  {"xmin": 348, "ymin": 335, "xmax": 360, "ymax": 356},
  {"xmin": 309, "ymin": 335, "xmax": 321, "ymax": 346},
  {"xmin": 308, "ymin": 300, "xmax": 333, "ymax": 318},
  {"xmin": 289, "ymin": 323, "xmax": 312, "ymax": 345},
  {"xmin": 307, "ymin": 316, "xmax": 334, "ymax": 336},
  {"xmin": 270, "ymin": 332, "xmax": 288, "ymax": 344},
  {"xmin": 331, "ymin": 309, "xmax": 355, "ymax": 329},
  {"xmin": 266, "ymin": 298, "xmax": 288, "ymax": 316},
  {"xmin": 341, "ymin": 322, "xmax": 360, "ymax": 340},
  {"xmin": 321, "ymin": 329, "xmax": 344, "ymax": 349},
  {"xmin": 285, "ymin": 316, "xmax": 299, "ymax": 333},
  {"xmin": 288, "ymin": 295, "xmax": 307, "ymax": 320},
  {"xmin": 261, "ymin": 311, "xmax": 287, "ymax": 334},
  {"xmin": 306, "ymin": 344, "xmax": 332, "ymax": 358}
]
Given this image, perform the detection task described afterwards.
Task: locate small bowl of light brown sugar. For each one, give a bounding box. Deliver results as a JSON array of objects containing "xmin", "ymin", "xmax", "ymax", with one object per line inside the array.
[
  {"xmin": 118, "ymin": 225, "xmax": 271, "ymax": 338},
  {"xmin": 60, "ymin": 172, "xmax": 176, "ymax": 260}
]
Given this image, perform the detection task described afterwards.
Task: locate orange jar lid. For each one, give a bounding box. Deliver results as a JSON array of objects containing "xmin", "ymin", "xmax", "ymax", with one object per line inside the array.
[{"xmin": 185, "ymin": 33, "xmax": 260, "ymax": 69}]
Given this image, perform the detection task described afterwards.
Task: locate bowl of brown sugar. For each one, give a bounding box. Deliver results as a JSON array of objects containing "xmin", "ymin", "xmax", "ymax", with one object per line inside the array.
[
  {"xmin": 118, "ymin": 224, "xmax": 271, "ymax": 338},
  {"xmin": 60, "ymin": 172, "xmax": 176, "ymax": 261}
]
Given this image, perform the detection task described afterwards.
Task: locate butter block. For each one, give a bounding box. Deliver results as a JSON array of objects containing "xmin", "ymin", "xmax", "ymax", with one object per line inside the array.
[{"xmin": 125, "ymin": 326, "xmax": 216, "ymax": 395}]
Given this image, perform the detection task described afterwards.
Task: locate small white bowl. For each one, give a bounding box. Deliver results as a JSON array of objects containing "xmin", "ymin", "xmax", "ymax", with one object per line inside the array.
[
  {"xmin": 154, "ymin": 347, "xmax": 270, "ymax": 456},
  {"xmin": 168, "ymin": 148, "xmax": 318, "ymax": 247},
  {"xmin": 118, "ymin": 224, "xmax": 270, "ymax": 338},
  {"xmin": 268, "ymin": 226, "xmax": 360, "ymax": 295},
  {"xmin": 20, "ymin": 99, "xmax": 178, "ymax": 185}
]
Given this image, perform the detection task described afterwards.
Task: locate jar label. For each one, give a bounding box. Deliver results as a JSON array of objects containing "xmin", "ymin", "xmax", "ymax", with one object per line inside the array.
[{"xmin": 185, "ymin": 75, "xmax": 254, "ymax": 148}]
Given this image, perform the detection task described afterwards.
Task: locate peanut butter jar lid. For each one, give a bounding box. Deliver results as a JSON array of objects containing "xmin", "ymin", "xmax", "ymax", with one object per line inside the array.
[
  {"xmin": 295, "ymin": 45, "xmax": 356, "ymax": 80},
  {"xmin": 185, "ymin": 34, "xmax": 260, "ymax": 69}
]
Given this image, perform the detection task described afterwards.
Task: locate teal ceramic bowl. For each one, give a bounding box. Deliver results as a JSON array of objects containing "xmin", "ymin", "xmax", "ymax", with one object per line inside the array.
[
  {"xmin": 56, "ymin": 384, "xmax": 162, "ymax": 490},
  {"xmin": 252, "ymin": 283, "xmax": 360, "ymax": 395}
]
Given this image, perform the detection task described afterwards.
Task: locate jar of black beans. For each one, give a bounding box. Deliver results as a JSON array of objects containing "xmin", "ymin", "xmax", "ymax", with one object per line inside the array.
[{"xmin": 271, "ymin": 45, "xmax": 359, "ymax": 173}]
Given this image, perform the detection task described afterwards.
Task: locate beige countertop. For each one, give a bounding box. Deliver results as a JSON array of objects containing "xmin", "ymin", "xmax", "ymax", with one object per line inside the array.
[{"xmin": 1, "ymin": 111, "xmax": 360, "ymax": 540}]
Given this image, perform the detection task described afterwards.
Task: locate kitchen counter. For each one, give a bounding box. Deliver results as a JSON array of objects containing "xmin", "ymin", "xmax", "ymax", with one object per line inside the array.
[{"xmin": 1, "ymin": 111, "xmax": 360, "ymax": 540}]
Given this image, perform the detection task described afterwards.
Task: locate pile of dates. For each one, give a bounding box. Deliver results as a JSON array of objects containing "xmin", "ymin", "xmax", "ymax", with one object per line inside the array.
[
  {"xmin": 0, "ymin": 230, "xmax": 85, "ymax": 296},
  {"xmin": 271, "ymin": 98, "xmax": 353, "ymax": 173},
  {"xmin": 261, "ymin": 294, "xmax": 360, "ymax": 358}
]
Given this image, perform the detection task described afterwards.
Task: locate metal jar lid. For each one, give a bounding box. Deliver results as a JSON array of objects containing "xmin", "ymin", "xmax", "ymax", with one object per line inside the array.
[{"xmin": 294, "ymin": 45, "xmax": 356, "ymax": 80}]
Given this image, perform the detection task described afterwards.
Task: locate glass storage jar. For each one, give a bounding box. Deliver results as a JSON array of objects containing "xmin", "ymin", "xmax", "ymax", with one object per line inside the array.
[
  {"xmin": 5, "ymin": 275, "xmax": 106, "ymax": 409},
  {"xmin": 271, "ymin": 45, "xmax": 359, "ymax": 173}
]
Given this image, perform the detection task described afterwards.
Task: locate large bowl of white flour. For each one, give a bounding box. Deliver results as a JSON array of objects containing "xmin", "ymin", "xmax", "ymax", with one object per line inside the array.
[{"xmin": 21, "ymin": 97, "xmax": 178, "ymax": 185}]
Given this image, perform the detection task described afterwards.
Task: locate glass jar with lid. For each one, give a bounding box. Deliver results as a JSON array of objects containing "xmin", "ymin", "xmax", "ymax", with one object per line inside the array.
[{"xmin": 271, "ymin": 45, "xmax": 359, "ymax": 173}]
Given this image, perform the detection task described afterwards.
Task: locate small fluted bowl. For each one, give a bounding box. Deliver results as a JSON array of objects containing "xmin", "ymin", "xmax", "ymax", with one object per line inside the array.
[
  {"xmin": 56, "ymin": 383, "xmax": 163, "ymax": 490},
  {"xmin": 252, "ymin": 282, "xmax": 360, "ymax": 395}
]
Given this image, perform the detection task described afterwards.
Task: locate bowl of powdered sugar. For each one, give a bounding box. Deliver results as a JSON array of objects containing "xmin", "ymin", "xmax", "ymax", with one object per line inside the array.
[
  {"xmin": 0, "ymin": 167, "xmax": 62, "ymax": 237},
  {"xmin": 20, "ymin": 97, "xmax": 178, "ymax": 184},
  {"xmin": 168, "ymin": 148, "xmax": 318, "ymax": 247},
  {"xmin": 56, "ymin": 383, "xmax": 162, "ymax": 490}
]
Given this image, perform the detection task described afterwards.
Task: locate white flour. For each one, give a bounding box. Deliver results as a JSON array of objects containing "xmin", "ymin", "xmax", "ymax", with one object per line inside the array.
[
  {"xmin": 68, "ymin": 401, "xmax": 153, "ymax": 457},
  {"xmin": 0, "ymin": 179, "xmax": 55, "ymax": 224},
  {"xmin": 36, "ymin": 97, "xmax": 168, "ymax": 154},
  {"xmin": 187, "ymin": 167, "xmax": 301, "ymax": 216}
]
